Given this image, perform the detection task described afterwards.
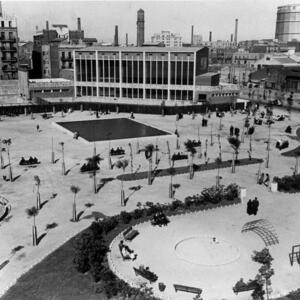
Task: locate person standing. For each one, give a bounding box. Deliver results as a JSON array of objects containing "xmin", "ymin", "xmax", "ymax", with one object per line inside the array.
[{"xmin": 36, "ymin": 124, "xmax": 40, "ymax": 132}]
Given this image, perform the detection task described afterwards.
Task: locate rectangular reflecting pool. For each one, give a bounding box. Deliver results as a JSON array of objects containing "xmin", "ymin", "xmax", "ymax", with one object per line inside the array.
[{"xmin": 56, "ymin": 118, "xmax": 171, "ymax": 142}]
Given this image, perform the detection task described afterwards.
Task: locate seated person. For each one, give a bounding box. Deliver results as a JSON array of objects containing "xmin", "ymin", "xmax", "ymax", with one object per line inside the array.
[
  {"xmin": 264, "ymin": 173, "xmax": 270, "ymax": 187},
  {"xmin": 33, "ymin": 157, "xmax": 38, "ymax": 164},
  {"xmin": 119, "ymin": 241, "xmax": 137, "ymax": 260},
  {"xmin": 20, "ymin": 157, "xmax": 25, "ymax": 165},
  {"xmin": 130, "ymin": 112, "xmax": 135, "ymax": 119},
  {"xmin": 28, "ymin": 156, "xmax": 35, "ymax": 164},
  {"xmin": 258, "ymin": 173, "xmax": 265, "ymax": 185}
]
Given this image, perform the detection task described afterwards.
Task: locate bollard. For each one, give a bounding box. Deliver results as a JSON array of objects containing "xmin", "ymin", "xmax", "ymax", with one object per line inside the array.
[{"xmin": 80, "ymin": 104, "xmax": 83, "ymax": 112}]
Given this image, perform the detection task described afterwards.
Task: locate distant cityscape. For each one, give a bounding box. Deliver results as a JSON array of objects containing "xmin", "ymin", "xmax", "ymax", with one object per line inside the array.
[{"xmin": 1, "ymin": 2, "xmax": 300, "ymax": 104}]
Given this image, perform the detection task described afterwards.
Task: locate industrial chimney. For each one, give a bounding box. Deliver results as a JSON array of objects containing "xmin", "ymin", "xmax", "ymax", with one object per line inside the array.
[
  {"xmin": 230, "ymin": 33, "xmax": 233, "ymax": 43},
  {"xmin": 0, "ymin": 1, "xmax": 2, "ymax": 17},
  {"xmin": 46, "ymin": 20, "xmax": 49, "ymax": 30},
  {"xmin": 114, "ymin": 25, "xmax": 119, "ymax": 46},
  {"xmin": 234, "ymin": 18, "xmax": 238, "ymax": 44},
  {"xmin": 126, "ymin": 33, "xmax": 128, "ymax": 47},
  {"xmin": 77, "ymin": 17, "xmax": 81, "ymax": 31},
  {"xmin": 209, "ymin": 31, "xmax": 212, "ymax": 42},
  {"xmin": 191, "ymin": 25, "xmax": 194, "ymax": 46}
]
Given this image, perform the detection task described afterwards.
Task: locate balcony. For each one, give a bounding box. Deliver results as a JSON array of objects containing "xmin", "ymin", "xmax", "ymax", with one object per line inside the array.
[
  {"xmin": 2, "ymin": 66, "xmax": 17, "ymax": 72},
  {"xmin": 1, "ymin": 46, "xmax": 17, "ymax": 52},
  {"xmin": 1, "ymin": 57, "xmax": 17, "ymax": 63},
  {"xmin": 61, "ymin": 56, "xmax": 73, "ymax": 62},
  {"xmin": 0, "ymin": 37, "xmax": 17, "ymax": 43}
]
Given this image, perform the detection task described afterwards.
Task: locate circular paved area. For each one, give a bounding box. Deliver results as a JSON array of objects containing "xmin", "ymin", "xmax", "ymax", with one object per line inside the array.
[{"xmin": 175, "ymin": 235, "xmax": 240, "ymax": 266}]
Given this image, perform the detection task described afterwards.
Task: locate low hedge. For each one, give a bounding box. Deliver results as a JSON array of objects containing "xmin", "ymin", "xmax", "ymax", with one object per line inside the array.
[{"xmin": 273, "ymin": 174, "xmax": 300, "ymax": 192}]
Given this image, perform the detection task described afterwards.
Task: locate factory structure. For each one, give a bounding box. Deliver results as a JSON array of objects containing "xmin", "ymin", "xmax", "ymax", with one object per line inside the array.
[{"xmin": 275, "ymin": 4, "xmax": 300, "ymax": 42}]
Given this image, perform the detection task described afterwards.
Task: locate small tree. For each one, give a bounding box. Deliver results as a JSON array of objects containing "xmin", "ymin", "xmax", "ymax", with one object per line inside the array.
[
  {"xmin": 184, "ymin": 140, "xmax": 196, "ymax": 179},
  {"xmin": 168, "ymin": 165, "xmax": 176, "ymax": 199},
  {"xmin": 215, "ymin": 157, "xmax": 222, "ymax": 187},
  {"xmin": 86, "ymin": 154, "xmax": 102, "ymax": 193},
  {"xmin": 252, "ymin": 248, "xmax": 274, "ymax": 300},
  {"xmin": 59, "ymin": 142, "xmax": 65, "ymax": 175},
  {"xmin": 0, "ymin": 139, "xmax": 4, "ymax": 169},
  {"xmin": 144, "ymin": 144, "xmax": 154, "ymax": 185},
  {"xmin": 70, "ymin": 185, "xmax": 80, "ymax": 222},
  {"xmin": 26, "ymin": 206, "xmax": 39, "ymax": 246},
  {"xmin": 114, "ymin": 159, "xmax": 129, "ymax": 206},
  {"xmin": 34, "ymin": 175, "xmax": 41, "ymax": 210},
  {"xmin": 228, "ymin": 136, "xmax": 241, "ymax": 173},
  {"xmin": 2, "ymin": 138, "xmax": 12, "ymax": 181}
]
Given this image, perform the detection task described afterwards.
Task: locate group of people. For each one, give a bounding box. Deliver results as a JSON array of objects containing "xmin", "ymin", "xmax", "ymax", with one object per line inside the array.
[
  {"xmin": 110, "ymin": 147, "xmax": 125, "ymax": 156},
  {"xmin": 247, "ymin": 197, "xmax": 259, "ymax": 215},
  {"xmin": 229, "ymin": 126, "xmax": 240, "ymax": 137},
  {"xmin": 19, "ymin": 156, "xmax": 39, "ymax": 165},
  {"xmin": 258, "ymin": 173, "xmax": 270, "ymax": 187},
  {"xmin": 118, "ymin": 240, "xmax": 137, "ymax": 260}
]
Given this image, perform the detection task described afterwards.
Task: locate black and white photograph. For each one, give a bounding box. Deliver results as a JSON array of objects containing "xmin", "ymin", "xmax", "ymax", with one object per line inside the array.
[{"xmin": 0, "ymin": 0, "xmax": 300, "ymax": 299}]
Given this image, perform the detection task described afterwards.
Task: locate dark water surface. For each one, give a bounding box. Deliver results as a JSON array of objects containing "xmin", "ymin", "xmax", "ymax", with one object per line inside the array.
[{"xmin": 56, "ymin": 118, "xmax": 171, "ymax": 142}]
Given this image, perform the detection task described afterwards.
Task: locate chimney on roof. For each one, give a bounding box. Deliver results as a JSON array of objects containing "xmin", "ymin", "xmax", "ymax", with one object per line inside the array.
[
  {"xmin": 234, "ymin": 18, "xmax": 238, "ymax": 45},
  {"xmin": 0, "ymin": 1, "xmax": 2, "ymax": 17},
  {"xmin": 209, "ymin": 31, "xmax": 212, "ymax": 42},
  {"xmin": 77, "ymin": 17, "xmax": 81, "ymax": 31},
  {"xmin": 46, "ymin": 21, "xmax": 49, "ymax": 30},
  {"xmin": 191, "ymin": 25, "xmax": 194, "ymax": 46},
  {"xmin": 114, "ymin": 25, "xmax": 119, "ymax": 46}
]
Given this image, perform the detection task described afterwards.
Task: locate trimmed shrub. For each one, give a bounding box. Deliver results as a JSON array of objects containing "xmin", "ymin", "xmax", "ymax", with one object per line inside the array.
[
  {"xmin": 170, "ymin": 199, "xmax": 184, "ymax": 211},
  {"xmin": 102, "ymin": 216, "xmax": 118, "ymax": 234},
  {"xmin": 224, "ymin": 183, "xmax": 239, "ymax": 201},
  {"xmin": 274, "ymin": 174, "xmax": 300, "ymax": 192},
  {"xmin": 133, "ymin": 208, "xmax": 144, "ymax": 219},
  {"xmin": 201, "ymin": 185, "xmax": 224, "ymax": 204},
  {"xmin": 120, "ymin": 211, "xmax": 132, "ymax": 224}
]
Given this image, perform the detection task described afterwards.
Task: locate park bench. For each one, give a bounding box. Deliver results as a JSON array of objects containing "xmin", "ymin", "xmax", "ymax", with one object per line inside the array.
[
  {"xmin": 172, "ymin": 153, "xmax": 188, "ymax": 161},
  {"xmin": 123, "ymin": 226, "xmax": 139, "ymax": 241},
  {"xmin": 173, "ymin": 284, "xmax": 202, "ymax": 295},
  {"xmin": 133, "ymin": 266, "xmax": 158, "ymax": 283}
]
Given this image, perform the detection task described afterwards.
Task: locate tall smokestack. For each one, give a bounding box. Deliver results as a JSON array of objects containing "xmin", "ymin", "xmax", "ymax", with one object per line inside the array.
[
  {"xmin": 234, "ymin": 18, "xmax": 238, "ymax": 44},
  {"xmin": 209, "ymin": 31, "xmax": 212, "ymax": 42},
  {"xmin": 77, "ymin": 17, "xmax": 81, "ymax": 31},
  {"xmin": 230, "ymin": 33, "xmax": 233, "ymax": 43},
  {"xmin": 191, "ymin": 25, "xmax": 194, "ymax": 45},
  {"xmin": 126, "ymin": 33, "xmax": 128, "ymax": 47},
  {"xmin": 0, "ymin": 1, "xmax": 3, "ymax": 17},
  {"xmin": 46, "ymin": 20, "xmax": 49, "ymax": 30},
  {"xmin": 136, "ymin": 9, "xmax": 145, "ymax": 47},
  {"xmin": 114, "ymin": 25, "xmax": 119, "ymax": 46}
]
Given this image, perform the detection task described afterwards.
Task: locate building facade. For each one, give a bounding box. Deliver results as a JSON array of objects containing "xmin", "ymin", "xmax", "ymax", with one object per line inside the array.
[
  {"xmin": 74, "ymin": 46, "xmax": 209, "ymax": 102},
  {"xmin": 151, "ymin": 31, "xmax": 183, "ymax": 47},
  {"xmin": 232, "ymin": 50, "xmax": 264, "ymax": 67},
  {"xmin": 0, "ymin": 11, "xmax": 18, "ymax": 80},
  {"xmin": 275, "ymin": 4, "xmax": 300, "ymax": 42}
]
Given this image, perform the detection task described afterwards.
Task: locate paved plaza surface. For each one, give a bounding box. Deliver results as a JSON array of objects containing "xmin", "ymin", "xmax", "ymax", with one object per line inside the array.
[{"xmin": 0, "ymin": 106, "xmax": 300, "ymax": 299}]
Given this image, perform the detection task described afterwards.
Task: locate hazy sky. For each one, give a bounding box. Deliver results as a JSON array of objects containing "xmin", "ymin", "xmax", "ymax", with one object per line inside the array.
[{"xmin": 2, "ymin": 0, "xmax": 297, "ymax": 44}]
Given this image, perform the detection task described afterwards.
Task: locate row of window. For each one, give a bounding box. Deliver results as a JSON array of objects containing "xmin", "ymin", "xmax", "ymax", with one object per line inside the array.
[
  {"xmin": 32, "ymin": 89, "xmax": 70, "ymax": 93},
  {"xmin": 76, "ymin": 86, "xmax": 193, "ymax": 100},
  {"xmin": 211, "ymin": 92, "xmax": 239, "ymax": 97},
  {"xmin": 75, "ymin": 59, "xmax": 194, "ymax": 85},
  {"xmin": 0, "ymin": 21, "xmax": 13, "ymax": 28}
]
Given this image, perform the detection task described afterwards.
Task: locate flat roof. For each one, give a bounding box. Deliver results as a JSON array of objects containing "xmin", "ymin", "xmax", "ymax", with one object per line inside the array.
[
  {"xmin": 76, "ymin": 46, "xmax": 205, "ymax": 53},
  {"xmin": 29, "ymin": 78, "xmax": 72, "ymax": 83}
]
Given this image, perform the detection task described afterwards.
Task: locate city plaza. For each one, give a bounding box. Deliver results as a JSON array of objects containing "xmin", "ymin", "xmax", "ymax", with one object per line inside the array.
[{"xmin": 0, "ymin": 102, "xmax": 299, "ymax": 300}]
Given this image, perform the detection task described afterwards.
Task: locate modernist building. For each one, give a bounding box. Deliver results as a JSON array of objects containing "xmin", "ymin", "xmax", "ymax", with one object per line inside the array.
[
  {"xmin": 73, "ymin": 46, "xmax": 214, "ymax": 102},
  {"xmin": 275, "ymin": 4, "xmax": 300, "ymax": 42},
  {"xmin": 151, "ymin": 31, "xmax": 183, "ymax": 47},
  {"xmin": 0, "ymin": 5, "xmax": 18, "ymax": 80}
]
